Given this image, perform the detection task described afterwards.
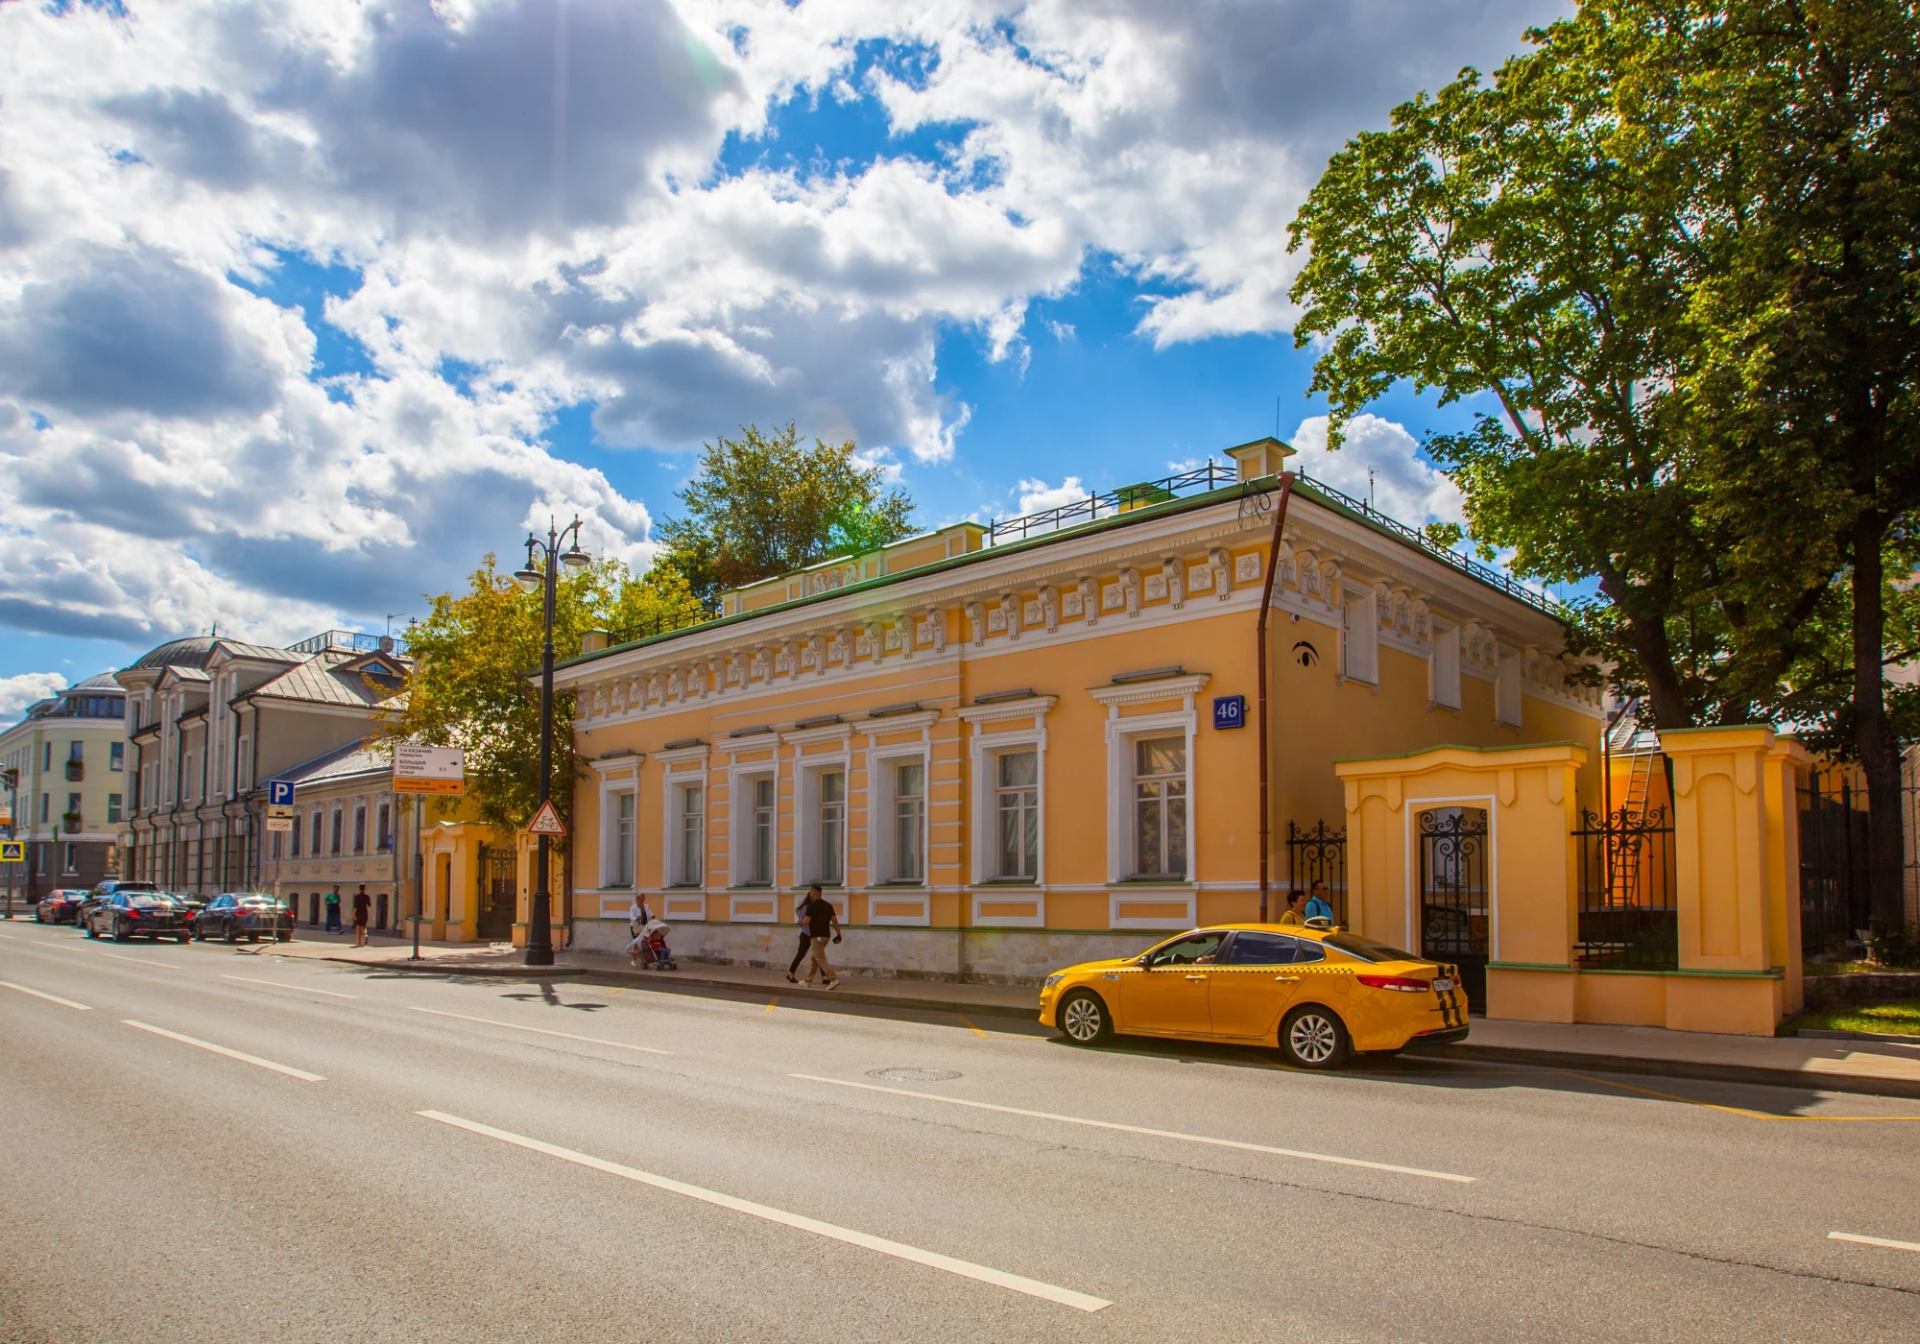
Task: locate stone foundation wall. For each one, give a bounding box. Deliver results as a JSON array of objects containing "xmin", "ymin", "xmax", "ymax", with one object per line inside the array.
[
  {"xmin": 1803, "ymin": 971, "xmax": 1920, "ymax": 1008},
  {"xmin": 572, "ymin": 918, "xmax": 1149, "ymax": 985}
]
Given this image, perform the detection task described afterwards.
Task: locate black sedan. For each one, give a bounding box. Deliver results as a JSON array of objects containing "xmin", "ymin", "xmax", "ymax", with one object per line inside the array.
[
  {"xmin": 166, "ymin": 890, "xmax": 207, "ymax": 933},
  {"xmin": 195, "ymin": 893, "xmax": 292, "ymax": 943},
  {"xmin": 77, "ymin": 879, "xmax": 160, "ymax": 930},
  {"xmin": 85, "ymin": 890, "xmax": 190, "ymax": 943},
  {"xmin": 34, "ymin": 889, "xmax": 90, "ymax": 924}
]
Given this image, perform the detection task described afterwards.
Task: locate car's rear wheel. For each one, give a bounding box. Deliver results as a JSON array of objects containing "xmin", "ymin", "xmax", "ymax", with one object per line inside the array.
[
  {"xmin": 277, "ymin": 932, "xmax": 292, "ymax": 943},
  {"xmin": 224, "ymin": 924, "xmax": 238, "ymax": 944},
  {"xmin": 1279, "ymin": 1005, "xmax": 1349, "ymax": 1069},
  {"xmin": 176, "ymin": 933, "xmax": 190, "ymax": 944},
  {"xmin": 112, "ymin": 918, "xmax": 131, "ymax": 943},
  {"xmin": 1057, "ymin": 990, "xmax": 1112, "ymax": 1046},
  {"xmin": 85, "ymin": 918, "xmax": 99, "ymax": 939}
]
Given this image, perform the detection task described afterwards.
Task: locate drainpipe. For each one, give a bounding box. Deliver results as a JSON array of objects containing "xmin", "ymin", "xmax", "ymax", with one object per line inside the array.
[{"xmin": 1255, "ymin": 472, "xmax": 1298, "ymax": 924}]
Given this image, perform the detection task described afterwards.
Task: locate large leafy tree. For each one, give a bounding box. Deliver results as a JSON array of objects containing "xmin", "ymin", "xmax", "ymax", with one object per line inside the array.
[
  {"xmin": 658, "ymin": 423, "xmax": 915, "ymax": 608},
  {"xmin": 1289, "ymin": 0, "xmax": 1919, "ymax": 929},
  {"xmin": 391, "ymin": 557, "xmax": 701, "ymax": 835}
]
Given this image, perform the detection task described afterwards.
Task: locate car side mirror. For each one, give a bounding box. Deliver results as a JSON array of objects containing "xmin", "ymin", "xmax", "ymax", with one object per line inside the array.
[{"xmin": 1137, "ymin": 954, "xmax": 1156, "ymax": 970}]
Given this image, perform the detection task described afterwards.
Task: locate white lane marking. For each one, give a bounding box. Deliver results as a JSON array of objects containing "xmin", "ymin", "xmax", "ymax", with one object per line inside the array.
[
  {"xmin": 419, "ymin": 1109, "xmax": 1110, "ymax": 1312},
  {"xmin": 101, "ymin": 952, "xmax": 182, "ymax": 969},
  {"xmin": 121, "ymin": 1020, "xmax": 325, "ymax": 1082},
  {"xmin": 0, "ymin": 980, "xmax": 92, "ymax": 1010},
  {"xmin": 0, "ymin": 933, "xmax": 17, "ymax": 940},
  {"xmin": 222, "ymin": 974, "xmax": 356, "ymax": 1000},
  {"xmin": 1830, "ymin": 1231, "xmax": 1920, "ymax": 1255},
  {"xmin": 793, "ymin": 1074, "xmax": 1476, "ymax": 1185},
  {"xmin": 408, "ymin": 1006, "xmax": 671, "ymax": 1055}
]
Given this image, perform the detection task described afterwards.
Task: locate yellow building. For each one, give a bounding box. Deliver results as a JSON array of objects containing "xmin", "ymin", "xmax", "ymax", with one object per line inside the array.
[{"xmin": 552, "ymin": 440, "xmax": 1608, "ymax": 987}]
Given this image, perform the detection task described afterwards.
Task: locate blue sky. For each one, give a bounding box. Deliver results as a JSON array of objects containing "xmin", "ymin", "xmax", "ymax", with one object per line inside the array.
[{"xmin": 0, "ymin": 0, "xmax": 1562, "ymax": 717}]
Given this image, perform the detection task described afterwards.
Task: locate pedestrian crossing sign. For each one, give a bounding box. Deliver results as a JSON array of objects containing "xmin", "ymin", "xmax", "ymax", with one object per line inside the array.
[{"xmin": 0, "ymin": 840, "xmax": 23, "ymax": 863}]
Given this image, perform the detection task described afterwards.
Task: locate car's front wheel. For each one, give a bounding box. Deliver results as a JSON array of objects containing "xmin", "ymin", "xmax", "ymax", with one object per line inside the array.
[
  {"xmin": 84, "ymin": 918, "xmax": 99, "ymax": 939},
  {"xmin": 1057, "ymin": 990, "xmax": 1112, "ymax": 1046},
  {"xmin": 112, "ymin": 919, "xmax": 131, "ymax": 943},
  {"xmin": 224, "ymin": 923, "xmax": 238, "ymax": 944},
  {"xmin": 1280, "ymin": 1005, "xmax": 1349, "ymax": 1069}
]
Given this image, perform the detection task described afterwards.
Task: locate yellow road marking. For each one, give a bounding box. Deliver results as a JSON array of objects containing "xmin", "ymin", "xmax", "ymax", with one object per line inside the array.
[
  {"xmin": 1558, "ymin": 1070, "xmax": 1920, "ymax": 1122},
  {"xmin": 765, "ymin": 998, "xmax": 779, "ymax": 1014},
  {"xmin": 959, "ymin": 1015, "xmax": 989, "ymax": 1039}
]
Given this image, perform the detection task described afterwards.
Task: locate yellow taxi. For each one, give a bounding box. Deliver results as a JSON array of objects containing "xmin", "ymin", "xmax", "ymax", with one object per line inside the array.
[{"xmin": 1037, "ymin": 924, "xmax": 1468, "ymax": 1068}]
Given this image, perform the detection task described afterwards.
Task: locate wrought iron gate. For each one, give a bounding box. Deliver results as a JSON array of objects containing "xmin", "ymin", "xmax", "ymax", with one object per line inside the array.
[
  {"xmin": 1285, "ymin": 820, "xmax": 1347, "ymax": 924},
  {"xmin": 476, "ymin": 845, "xmax": 517, "ymax": 942},
  {"xmin": 1574, "ymin": 805, "xmax": 1677, "ymax": 969},
  {"xmin": 1799, "ymin": 777, "xmax": 1872, "ymax": 952},
  {"xmin": 1418, "ymin": 808, "xmax": 1489, "ymax": 1011}
]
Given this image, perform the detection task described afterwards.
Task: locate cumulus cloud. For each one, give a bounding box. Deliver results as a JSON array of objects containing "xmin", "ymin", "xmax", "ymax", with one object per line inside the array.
[
  {"xmin": 1286, "ymin": 413, "xmax": 1466, "ymax": 528},
  {"xmin": 0, "ymin": 671, "xmax": 67, "ymax": 722}
]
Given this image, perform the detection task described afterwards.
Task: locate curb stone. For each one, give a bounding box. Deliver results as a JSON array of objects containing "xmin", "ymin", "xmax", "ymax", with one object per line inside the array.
[{"xmin": 1439, "ymin": 1042, "xmax": 1920, "ymax": 1102}]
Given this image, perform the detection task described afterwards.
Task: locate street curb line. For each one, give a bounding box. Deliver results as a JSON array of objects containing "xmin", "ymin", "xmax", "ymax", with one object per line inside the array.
[
  {"xmin": 310, "ymin": 955, "xmax": 585, "ymax": 980},
  {"xmin": 1786, "ymin": 1027, "xmax": 1920, "ymax": 1046},
  {"xmin": 1440, "ymin": 1043, "xmax": 1920, "ymax": 1102}
]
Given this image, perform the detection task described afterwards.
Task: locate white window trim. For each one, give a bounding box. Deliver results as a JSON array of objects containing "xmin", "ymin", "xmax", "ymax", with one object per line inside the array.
[
  {"xmin": 1341, "ymin": 592, "xmax": 1379, "ymax": 686},
  {"xmin": 728, "ymin": 762, "xmax": 780, "ymax": 888},
  {"xmin": 793, "ymin": 752, "xmax": 851, "ymax": 887},
  {"xmin": 861, "ymin": 711, "xmax": 937, "ymax": 888},
  {"xmin": 958, "ymin": 696, "xmax": 1056, "ymax": 887},
  {"xmin": 1430, "ymin": 621, "xmax": 1462, "ymax": 711},
  {"xmin": 590, "ymin": 753, "xmax": 643, "ymax": 890},
  {"xmin": 1087, "ymin": 673, "xmax": 1208, "ymax": 886},
  {"xmin": 662, "ymin": 775, "xmax": 707, "ymax": 888}
]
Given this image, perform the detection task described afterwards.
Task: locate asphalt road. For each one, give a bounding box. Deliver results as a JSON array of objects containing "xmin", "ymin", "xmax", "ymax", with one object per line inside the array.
[{"xmin": 3, "ymin": 918, "xmax": 1919, "ymax": 1343}]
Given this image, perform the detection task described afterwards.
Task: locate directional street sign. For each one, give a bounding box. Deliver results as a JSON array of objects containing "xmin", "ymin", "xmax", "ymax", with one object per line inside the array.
[
  {"xmin": 0, "ymin": 841, "xmax": 24, "ymax": 863},
  {"xmin": 394, "ymin": 743, "xmax": 465, "ymax": 796},
  {"xmin": 525, "ymin": 800, "xmax": 566, "ymax": 837}
]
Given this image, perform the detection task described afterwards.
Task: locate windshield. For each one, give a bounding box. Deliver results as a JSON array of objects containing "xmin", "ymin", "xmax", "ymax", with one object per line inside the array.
[{"xmin": 1323, "ymin": 932, "xmax": 1423, "ymax": 964}]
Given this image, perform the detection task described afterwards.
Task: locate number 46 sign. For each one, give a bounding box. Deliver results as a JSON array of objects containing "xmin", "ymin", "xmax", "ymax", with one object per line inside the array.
[{"xmin": 1212, "ymin": 694, "xmax": 1246, "ymax": 730}]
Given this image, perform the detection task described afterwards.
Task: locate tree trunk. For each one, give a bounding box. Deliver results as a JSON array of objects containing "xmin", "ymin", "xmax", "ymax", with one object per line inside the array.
[
  {"xmin": 1850, "ymin": 512, "xmax": 1907, "ymax": 935},
  {"xmin": 1624, "ymin": 612, "xmax": 1693, "ymax": 730}
]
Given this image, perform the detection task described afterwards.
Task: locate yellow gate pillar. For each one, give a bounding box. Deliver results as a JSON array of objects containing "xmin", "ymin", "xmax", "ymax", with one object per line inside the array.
[{"xmin": 1661, "ymin": 726, "xmax": 1788, "ymax": 1033}]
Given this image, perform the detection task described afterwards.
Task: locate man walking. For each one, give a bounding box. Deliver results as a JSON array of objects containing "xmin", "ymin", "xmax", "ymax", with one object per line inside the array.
[
  {"xmin": 324, "ymin": 884, "xmax": 343, "ymax": 934},
  {"xmin": 1305, "ymin": 880, "xmax": 1336, "ymax": 925},
  {"xmin": 784, "ymin": 890, "xmax": 812, "ymax": 984},
  {"xmin": 798, "ymin": 884, "xmax": 841, "ymax": 990},
  {"xmin": 351, "ymin": 884, "xmax": 372, "ymax": 948}
]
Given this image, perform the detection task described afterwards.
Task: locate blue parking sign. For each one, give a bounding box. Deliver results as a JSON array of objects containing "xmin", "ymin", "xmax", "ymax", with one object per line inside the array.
[
  {"xmin": 267, "ymin": 780, "xmax": 295, "ymax": 807},
  {"xmin": 1212, "ymin": 695, "xmax": 1246, "ymax": 730}
]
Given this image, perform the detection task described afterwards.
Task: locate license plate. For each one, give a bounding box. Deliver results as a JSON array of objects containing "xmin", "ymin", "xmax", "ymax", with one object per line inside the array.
[{"xmin": 1433, "ymin": 978, "xmax": 1455, "ymax": 993}]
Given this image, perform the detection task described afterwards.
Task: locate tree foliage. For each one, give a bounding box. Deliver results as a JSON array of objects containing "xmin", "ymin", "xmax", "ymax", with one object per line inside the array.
[
  {"xmin": 391, "ymin": 557, "xmax": 702, "ymax": 836},
  {"xmin": 1289, "ymin": 0, "xmax": 1920, "ymax": 928},
  {"xmin": 657, "ymin": 423, "xmax": 915, "ymax": 608}
]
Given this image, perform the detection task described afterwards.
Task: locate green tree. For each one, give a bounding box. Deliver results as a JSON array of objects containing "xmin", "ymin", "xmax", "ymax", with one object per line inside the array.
[
  {"xmin": 658, "ymin": 423, "xmax": 915, "ymax": 608},
  {"xmin": 391, "ymin": 557, "xmax": 702, "ymax": 836},
  {"xmin": 1288, "ymin": 0, "xmax": 1919, "ymax": 928}
]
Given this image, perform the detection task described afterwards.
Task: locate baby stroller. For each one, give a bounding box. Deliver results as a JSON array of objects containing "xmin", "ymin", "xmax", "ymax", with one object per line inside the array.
[{"xmin": 628, "ymin": 918, "xmax": 677, "ymax": 971}]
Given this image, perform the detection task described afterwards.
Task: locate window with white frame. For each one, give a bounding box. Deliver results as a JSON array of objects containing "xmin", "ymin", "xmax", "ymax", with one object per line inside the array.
[
  {"xmin": 1342, "ymin": 594, "xmax": 1379, "ymax": 684},
  {"xmin": 799, "ymin": 768, "xmax": 846, "ymax": 886},
  {"xmin": 352, "ymin": 804, "xmax": 367, "ymax": 853},
  {"xmin": 376, "ymin": 802, "xmax": 391, "ymax": 852},
  {"xmin": 733, "ymin": 772, "xmax": 776, "ymax": 885},
  {"xmin": 329, "ymin": 807, "xmax": 343, "ymax": 854},
  {"xmin": 1130, "ymin": 736, "xmax": 1189, "ymax": 879},
  {"xmin": 183, "ymin": 751, "xmax": 195, "ymax": 803},
  {"xmin": 608, "ymin": 790, "xmax": 636, "ymax": 887},
  {"xmin": 111, "ymin": 741, "xmax": 124, "ymax": 772},
  {"xmin": 669, "ymin": 783, "xmax": 704, "ymax": 886},
  {"xmin": 236, "ymin": 736, "xmax": 250, "ymax": 790},
  {"xmin": 1430, "ymin": 622, "xmax": 1462, "ymax": 710},
  {"xmin": 992, "ymin": 748, "xmax": 1039, "ymax": 880},
  {"xmin": 890, "ymin": 761, "xmax": 924, "ymax": 882}
]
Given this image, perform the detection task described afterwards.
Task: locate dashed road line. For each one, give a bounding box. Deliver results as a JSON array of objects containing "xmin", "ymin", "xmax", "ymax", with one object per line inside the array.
[
  {"xmin": 408, "ymin": 1006, "xmax": 671, "ymax": 1055},
  {"xmin": 0, "ymin": 980, "xmax": 92, "ymax": 1010},
  {"xmin": 222, "ymin": 974, "xmax": 356, "ymax": 1000},
  {"xmin": 765, "ymin": 998, "xmax": 779, "ymax": 1014},
  {"xmin": 100, "ymin": 952, "xmax": 182, "ymax": 969},
  {"xmin": 122, "ymin": 1020, "xmax": 325, "ymax": 1081},
  {"xmin": 1830, "ymin": 1231, "xmax": 1920, "ymax": 1255},
  {"xmin": 418, "ymin": 1109, "xmax": 1111, "ymax": 1312},
  {"xmin": 959, "ymin": 1015, "xmax": 989, "ymax": 1039},
  {"xmin": 793, "ymin": 1073, "xmax": 1476, "ymax": 1184}
]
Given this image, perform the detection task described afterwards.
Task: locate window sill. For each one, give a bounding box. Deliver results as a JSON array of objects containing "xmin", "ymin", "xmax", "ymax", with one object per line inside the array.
[
  {"xmin": 666, "ymin": 882, "xmax": 703, "ymax": 890},
  {"xmin": 1114, "ymin": 877, "xmax": 1195, "ymax": 888},
  {"xmin": 870, "ymin": 880, "xmax": 927, "ymax": 889},
  {"xmin": 977, "ymin": 877, "xmax": 1039, "ymax": 886}
]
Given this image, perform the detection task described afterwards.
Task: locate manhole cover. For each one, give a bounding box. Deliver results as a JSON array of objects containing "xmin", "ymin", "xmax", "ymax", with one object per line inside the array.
[{"xmin": 866, "ymin": 1067, "xmax": 961, "ymax": 1083}]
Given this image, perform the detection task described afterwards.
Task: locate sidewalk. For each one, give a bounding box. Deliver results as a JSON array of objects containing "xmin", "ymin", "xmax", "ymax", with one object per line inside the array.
[{"xmin": 272, "ymin": 933, "xmax": 1920, "ymax": 1100}]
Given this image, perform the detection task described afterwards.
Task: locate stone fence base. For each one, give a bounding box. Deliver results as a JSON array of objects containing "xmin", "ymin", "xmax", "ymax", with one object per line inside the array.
[{"xmin": 1803, "ymin": 972, "xmax": 1920, "ymax": 1008}]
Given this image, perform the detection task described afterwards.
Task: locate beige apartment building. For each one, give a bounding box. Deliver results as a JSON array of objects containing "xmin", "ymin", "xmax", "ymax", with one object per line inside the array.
[
  {"xmin": 116, "ymin": 630, "xmax": 410, "ymax": 913},
  {"xmin": 0, "ymin": 673, "xmax": 130, "ymax": 900},
  {"xmin": 258, "ymin": 737, "xmax": 404, "ymax": 929}
]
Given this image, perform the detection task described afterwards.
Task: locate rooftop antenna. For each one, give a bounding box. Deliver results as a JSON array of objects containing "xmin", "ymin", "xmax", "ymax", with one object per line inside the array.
[
  {"xmin": 1367, "ymin": 467, "xmax": 1376, "ymax": 511},
  {"xmin": 385, "ymin": 613, "xmax": 405, "ymax": 638},
  {"xmin": 1274, "ymin": 396, "xmax": 1281, "ymax": 439}
]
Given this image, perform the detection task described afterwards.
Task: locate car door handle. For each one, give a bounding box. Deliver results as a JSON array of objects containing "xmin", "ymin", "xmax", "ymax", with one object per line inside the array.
[
  {"xmin": 1184, "ymin": 974, "xmax": 1208, "ymax": 982},
  {"xmin": 1273, "ymin": 975, "xmax": 1299, "ymax": 983}
]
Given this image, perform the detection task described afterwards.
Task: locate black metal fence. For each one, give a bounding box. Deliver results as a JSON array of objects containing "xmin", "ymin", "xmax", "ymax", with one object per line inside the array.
[
  {"xmin": 1574, "ymin": 805, "xmax": 1678, "ymax": 969},
  {"xmin": 1799, "ymin": 776, "xmax": 1873, "ymax": 952},
  {"xmin": 1284, "ymin": 819, "xmax": 1347, "ymax": 923}
]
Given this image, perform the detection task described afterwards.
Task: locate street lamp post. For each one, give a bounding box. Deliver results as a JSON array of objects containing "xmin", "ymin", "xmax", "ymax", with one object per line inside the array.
[
  {"xmin": 2, "ymin": 767, "xmax": 17, "ymax": 921},
  {"xmin": 514, "ymin": 516, "xmax": 590, "ymax": 967}
]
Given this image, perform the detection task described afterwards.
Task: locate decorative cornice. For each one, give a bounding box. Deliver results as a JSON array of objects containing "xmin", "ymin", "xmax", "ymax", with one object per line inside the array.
[
  {"xmin": 1086, "ymin": 673, "xmax": 1211, "ymax": 708},
  {"xmin": 955, "ymin": 694, "xmax": 1057, "ymax": 726}
]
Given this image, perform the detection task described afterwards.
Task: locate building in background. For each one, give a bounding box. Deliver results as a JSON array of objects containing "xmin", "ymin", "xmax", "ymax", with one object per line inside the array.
[
  {"xmin": 259, "ymin": 737, "xmax": 401, "ymax": 930},
  {"xmin": 0, "ymin": 673, "xmax": 128, "ymax": 900},
  {"xmin": 116, "ymin": 630, "xmax": 410, "ymax": 906}
]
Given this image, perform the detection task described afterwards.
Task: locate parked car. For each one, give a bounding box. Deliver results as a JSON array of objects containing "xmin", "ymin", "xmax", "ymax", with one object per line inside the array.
[
  {"xmin": 33, "ymin": 889, "xmax": 90, "ymax": 924},
  {"xmin": 84, "ymin": 889, "xmax": 190, "ymax": 943},
  {"xmin": 1038, "ymin": 924, "xmax": 1470, "ymax": 1068},
  {"xmin": 165, "ymin": 890, "xmax": 207, "ymax": 934},
  {"xmin": 195, "ymin": 893, "xmax": 292, "ymax": 943},
  {"xmin": 78, "ymin": 879, "xmax": 160, "ymax": 930}
]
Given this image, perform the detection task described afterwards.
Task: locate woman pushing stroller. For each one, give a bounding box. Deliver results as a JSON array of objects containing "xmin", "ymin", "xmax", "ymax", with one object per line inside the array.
[{"xmin": 626, "ymin": 894, "xmax": 678, "ymax": 971}]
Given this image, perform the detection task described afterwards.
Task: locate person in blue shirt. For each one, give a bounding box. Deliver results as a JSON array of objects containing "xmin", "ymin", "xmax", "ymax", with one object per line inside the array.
[{"xmin": 1305, "ymin": 880, "xmax": 1336, "ymax": 924}]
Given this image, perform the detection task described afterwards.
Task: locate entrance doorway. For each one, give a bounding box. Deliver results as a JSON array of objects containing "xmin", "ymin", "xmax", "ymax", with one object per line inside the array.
[
  {"xmin": 1418, "ymin": 807, "xmax": 1490, "ymax": 1011},
  {"xmin": 476, "ymin": 845, "xmax": 516, "ymax": 942}
]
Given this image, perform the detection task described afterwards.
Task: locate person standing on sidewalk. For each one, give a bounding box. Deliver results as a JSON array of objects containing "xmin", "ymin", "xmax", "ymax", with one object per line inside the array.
[
  {"xmin": 351, "ymin": 884, "xmax": 372, "ymax": 947},
  {"xmin": 324, "ymin": 884, "xmax": 343, "ymax": 934},
  {"xmin": 798, "ymin": 884, "xmax": 841, "ymax": 990},
  {"xmin": 784, "ymin": 890, "xmax": 812, "ymax": 984}
]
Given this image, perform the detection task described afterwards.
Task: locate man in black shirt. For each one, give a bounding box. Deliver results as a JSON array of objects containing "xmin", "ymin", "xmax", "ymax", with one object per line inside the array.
[{"xmin": 798, "ymin": 883, "xmax": 841, "ymax": 989}]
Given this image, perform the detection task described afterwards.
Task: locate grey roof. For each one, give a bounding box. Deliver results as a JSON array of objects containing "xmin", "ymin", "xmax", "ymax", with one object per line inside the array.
[
  {"xmin": 127, "ymin": 636, "xmax": 217, "ymax": 671},
  {"xmin": 210, "ymin": 638, "xmax": 299, "ymax": 663},
  {"xmin": 71, "ymin": 672, "xmax": 123, "ymax": 691},
  {"xmin": 163, "ymin": 666, "xmax": 210, "ymax": 684},
  {"xmin": 248, "ymin": 650, "xmax": 408, "ymax": 708},
  {"xmin": 274, "ymin": 736, "xmax": 391, "ymax": 786}
]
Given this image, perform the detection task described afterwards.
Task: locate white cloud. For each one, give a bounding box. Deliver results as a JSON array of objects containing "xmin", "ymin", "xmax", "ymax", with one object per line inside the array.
[
  {"xmin": 0, "ymin": 671, "xmax": 67, "ymax": 722},
  {"xmin": 1015, "ymin": 475, "xmax": 1092, "ymax": 515},
  {"xmin": 1285, "ymin": 413, "xmax": 1466, "ymax": 528}
]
